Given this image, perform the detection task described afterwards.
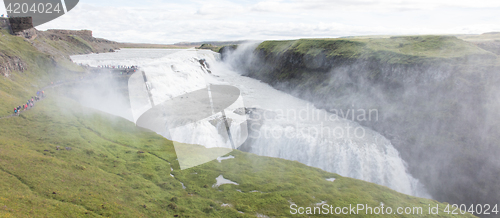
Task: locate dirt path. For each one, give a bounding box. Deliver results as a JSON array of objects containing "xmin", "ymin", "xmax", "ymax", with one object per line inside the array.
[
  {"xmin": 0, "ymin": 76, "xmax": 95, "ymax": 120},
  {"xmin": 1, "ymin": 65, "xmax": 135, "ymax": 120}
]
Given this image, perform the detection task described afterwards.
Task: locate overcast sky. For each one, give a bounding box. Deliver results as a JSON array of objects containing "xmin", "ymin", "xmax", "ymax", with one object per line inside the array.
[{"xmin": 1, "ymin": 0, "xmax": 499, "ymax": 44}]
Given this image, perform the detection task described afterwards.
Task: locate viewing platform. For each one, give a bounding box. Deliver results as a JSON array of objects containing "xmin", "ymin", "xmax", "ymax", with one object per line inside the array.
[{"xmin": 81, "ymin": 64, "xmax": 139, "ymax": 75}]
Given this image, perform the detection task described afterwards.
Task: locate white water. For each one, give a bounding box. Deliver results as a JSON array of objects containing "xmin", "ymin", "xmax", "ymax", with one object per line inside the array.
[{"xmin": 71, "ymin": 48, "xmax": 430, "ymax": 198}]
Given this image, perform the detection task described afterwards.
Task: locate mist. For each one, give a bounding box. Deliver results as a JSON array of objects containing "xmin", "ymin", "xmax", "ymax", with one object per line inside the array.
[
  {"xmin": 63, "ymin": 70, "xmax": 134, "ymax": 122},
  {"xmin": 216, "ymin": 44, "xmax": 432, "ymax": 198}
]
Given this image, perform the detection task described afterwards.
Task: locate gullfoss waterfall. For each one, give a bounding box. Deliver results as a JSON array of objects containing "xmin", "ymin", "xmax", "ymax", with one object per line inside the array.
[{"xmin": 71, "ymin": 48, "xmax": 430, "ymax": 198}]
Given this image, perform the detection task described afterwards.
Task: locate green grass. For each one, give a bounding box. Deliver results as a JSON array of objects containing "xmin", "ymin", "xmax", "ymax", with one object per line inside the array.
[{"xmin": 256, "ymin": 35, "xmax": 497, "ymax": 65}]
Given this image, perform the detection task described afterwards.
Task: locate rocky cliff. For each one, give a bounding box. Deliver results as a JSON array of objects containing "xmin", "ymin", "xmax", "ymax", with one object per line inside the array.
[
  {"xmin": 222, "ymin": 36, "xmax": 500, "ymax": 211},
  {"xmin": 0, "ymin": 25, "xmax": 123, "ymax": 77}
]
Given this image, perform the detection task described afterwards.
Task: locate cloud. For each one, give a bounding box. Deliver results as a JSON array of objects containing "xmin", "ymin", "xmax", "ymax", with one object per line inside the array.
[
  {"xmin": 250, "ymin": 0, "xmax": 500, "ymax": 13},
  {"xmin": 1, "ymin": 0, "xmax": 499, "ymax": 43}
]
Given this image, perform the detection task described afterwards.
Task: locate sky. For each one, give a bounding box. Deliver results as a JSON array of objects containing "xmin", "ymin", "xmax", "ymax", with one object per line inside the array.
[{"xmin": 1, "ymin": 0, "xmax": 499, "ymax": 44}]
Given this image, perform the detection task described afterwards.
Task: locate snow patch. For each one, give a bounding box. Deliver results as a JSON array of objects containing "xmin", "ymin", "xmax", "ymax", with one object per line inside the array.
[
  {"xmin": 212, "ymin": 175, "xmax": 239, "ymax": 187},
  {"xmin": 315, "ymin": 201, "xmax": 327, "ymax": 206},
  {"xmin": 326, "ymin": 178, "xmax": 336, "ymax": 182},
  {"xmin": 217, "ymin": 155, "xmax": 235, "ymax": 163}
]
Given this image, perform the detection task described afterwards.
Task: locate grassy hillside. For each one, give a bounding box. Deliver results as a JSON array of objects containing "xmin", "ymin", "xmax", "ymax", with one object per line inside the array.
[
  {"xmin": 0, "ymin": 87, "xmax": 474, "ymax": 217},
  {"xmin": 0, "ymin": 30, "xmax": 476, "ymax": 217},
  {"xmin": 256, "ymin": 36, "xmax": 497, "ymax": 65},
  {"xmin": 0, "ymin": 29, "xmax": 87, "ymax": 118},
  {"xmin": 245, "ymin": 36, "xmax": 499, "ymax": 83}
]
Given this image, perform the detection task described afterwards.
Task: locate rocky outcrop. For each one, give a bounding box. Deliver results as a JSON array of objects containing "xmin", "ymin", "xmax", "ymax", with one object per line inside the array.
[
  {"xmin": 0, "ymin": 54, "xmax": 27, "ymax": 77},
  {"xmin": 14, "ymin": 28, "xmax": 38, "ymax": 39}
]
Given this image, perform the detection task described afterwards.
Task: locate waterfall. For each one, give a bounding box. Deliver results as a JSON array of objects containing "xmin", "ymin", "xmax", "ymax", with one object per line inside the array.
[
  {"xmin": 245, "ymin": 108, "xmax": 429, "ymax": 197},
  {"xmin": 71, "ymin": 48, "xmax": 431, "ymax": 198}
]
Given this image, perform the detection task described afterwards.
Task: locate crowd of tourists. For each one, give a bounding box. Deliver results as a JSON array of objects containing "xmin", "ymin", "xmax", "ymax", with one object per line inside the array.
[
  {"xmin": 97, "ymin": 65, "xmax": 138, "ymax": 69},
  {"xmin": 13, "ymin": 91, "xmax": 44, "ymax": 116}
]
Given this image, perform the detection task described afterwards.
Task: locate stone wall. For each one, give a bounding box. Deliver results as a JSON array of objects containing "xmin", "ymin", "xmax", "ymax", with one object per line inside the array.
[{"xmin": 9, "ymin": 17, "xmax": 33, "ymax": 33}]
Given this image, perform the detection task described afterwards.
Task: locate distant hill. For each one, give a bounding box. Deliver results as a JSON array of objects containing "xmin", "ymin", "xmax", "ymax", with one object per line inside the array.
[
  {"xmin": 456, "ymin": 32, "xmax": 500, "ymax": 55},
  {"xmin": 175, "ymin": 40, "xmax": 250, "ymax": 47}
]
